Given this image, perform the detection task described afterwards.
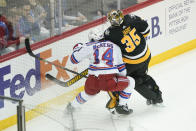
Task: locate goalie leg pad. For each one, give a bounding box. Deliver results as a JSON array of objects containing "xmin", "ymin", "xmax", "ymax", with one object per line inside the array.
[
  {"xmin": 134, "ymin": 75, "xmax": 163, "ymax": 103},
  {"xmin": 106, "ymin": 91, "xmax": 119, "ymax": 109},
  {"xmin": 135, "ymin": 84, "xmax": 158, "ymax": 100}
]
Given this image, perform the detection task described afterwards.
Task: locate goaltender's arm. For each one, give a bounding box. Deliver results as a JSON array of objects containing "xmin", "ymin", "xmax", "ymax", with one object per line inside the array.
[{"xmin": 126, "ymin": 14, "xmax": 150, "ymax": 38}]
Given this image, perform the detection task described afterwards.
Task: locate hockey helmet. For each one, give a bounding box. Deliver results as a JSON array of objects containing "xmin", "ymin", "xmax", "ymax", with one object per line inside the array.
[
  {"xmin": 107, "ymin": 10, "xmax": 124, "ymax": 26},
  {"xmin": 88, "ymin": 28, "xmax": 104, "ymax": 41}
]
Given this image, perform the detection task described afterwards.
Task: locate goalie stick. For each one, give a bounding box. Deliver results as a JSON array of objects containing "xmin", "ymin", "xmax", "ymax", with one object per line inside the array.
[
  {"xmin": 25, "ymin": 38, "xmax": 87, "ymax": 78},
  {"xmin": 45, "ymin": 69, "xmax": 88, "ymax": 87}
]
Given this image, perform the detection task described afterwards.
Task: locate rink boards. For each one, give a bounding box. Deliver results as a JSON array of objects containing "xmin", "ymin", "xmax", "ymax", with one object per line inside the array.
[{"xmin": 0, "ymin": 0, "xmax": 196, "ymax": 130}]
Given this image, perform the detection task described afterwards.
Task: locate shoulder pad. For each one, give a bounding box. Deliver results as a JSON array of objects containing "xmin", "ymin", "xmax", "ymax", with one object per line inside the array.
[
  {"xmin": 127, "ymin": 14, "xmax": 142, "ymax": 21},
  {"xmin": 129, "ymin": 14, "xmax": 137, "ymax": 18},
  {"xmin": 104, "ymin": 28, "xmax": 110, "ymax": 36}
]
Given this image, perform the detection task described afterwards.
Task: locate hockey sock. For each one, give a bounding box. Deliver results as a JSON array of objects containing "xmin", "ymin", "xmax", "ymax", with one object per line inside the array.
[
  {"xmin": 71, "ymin": 91, "xmax": 94, "ymax": 108},
  {"xmin": 119, "ymin": 76, "xmax": 135, "ymax": 105}
]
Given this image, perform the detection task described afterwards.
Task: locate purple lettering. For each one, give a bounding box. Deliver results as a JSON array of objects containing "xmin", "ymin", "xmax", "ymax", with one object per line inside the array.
[
  {"xmin": 151, "ymin": 16, "xmax": 160, "ymax": 38},
  {"xmin": 0, "ymin": 66, "xmax": 11, "ymax": 108},
  {"xmin": 10, "ymin": 74, "xmax": 25, "ymax": 99},
  {"xmin": 0, "ymin": 56, "xmax": 41, "ymax": 109}
]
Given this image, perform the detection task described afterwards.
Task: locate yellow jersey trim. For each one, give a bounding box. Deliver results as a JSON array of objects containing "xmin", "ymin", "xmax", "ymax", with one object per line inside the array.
[
  {"xmin": 143, "ymin": 32, "xmax": 150, "ymax": 38},
  {"xmin": 123, "ymin": 47, "xmax": 151, "ymax": 64}
]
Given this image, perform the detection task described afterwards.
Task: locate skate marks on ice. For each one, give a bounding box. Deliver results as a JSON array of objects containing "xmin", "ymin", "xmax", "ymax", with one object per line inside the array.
[
  {"xmin": 110, "ymin": 104, "xmax": 166, "ymax": 131},
  {"xmin": 64, "ymin": 102, "xmax": 117, "ymax": 131},
  {"xmin": 21, "ymin": 93, "xmax": 153, "ymax": 131},
  {"xmin": 62, "ymin": 92, "xmax": 165, "ymax": 131},
  {"xmin": 24, "ymin": 104, "xmax": 72, "ymax": 130}
]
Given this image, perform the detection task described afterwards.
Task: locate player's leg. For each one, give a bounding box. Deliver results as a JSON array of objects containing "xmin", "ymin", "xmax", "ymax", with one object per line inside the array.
[
  {"xmin": 105, "ymin": 62, "xmax": 144, "ymax": 110},
  {"xmin": 134, "ymin": 77, "xmax": 162, "ymax": 102},
  {"xmin": 115, "ymin": 76, "xmax": 135, "ymax": 115},
  {"xmin": 105, "ymin": 76, "xmax": 132, "ymax": 112},
  {"xmin": 127, "ymin": 57, "xmax": 163, "ymax": 104},
  {"xmin": 68, "ymin": 75, "xmax": 99, "ymax": 109},
  {"xmin": 138, "ymin": 74, "xmax": 163, "ymax": 104},
  {"xmin": 103, "ymin": 75, "xmax": 135, "ymax": 115},
  {"xmin": 70, "ymin": 91, "xmax": 95, "ymax": 108}
]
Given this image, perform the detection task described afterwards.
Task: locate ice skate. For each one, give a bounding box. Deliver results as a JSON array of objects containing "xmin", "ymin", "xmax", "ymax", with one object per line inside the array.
[
  {"xmin": 115, "ymin": 104, "xmax": 133, "ymax": 115},
  {"xmin": 146, "ymin": 91, "xmax": 163, "ymax": 105},
  {"xmin": 146, "ymin": 98, "xmax": 163, "ymax": 105}
]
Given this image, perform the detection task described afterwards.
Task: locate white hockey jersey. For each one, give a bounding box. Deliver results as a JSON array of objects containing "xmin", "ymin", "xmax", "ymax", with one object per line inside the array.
[{"xmin": 70, "ymin": 40, "xmax": 126, "ymax": 76}]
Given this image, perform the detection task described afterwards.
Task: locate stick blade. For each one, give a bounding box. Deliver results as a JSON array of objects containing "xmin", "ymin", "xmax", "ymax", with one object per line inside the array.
[{"xmin": 46, "ymin": 74, "xmax": 68, "ymax": 87}]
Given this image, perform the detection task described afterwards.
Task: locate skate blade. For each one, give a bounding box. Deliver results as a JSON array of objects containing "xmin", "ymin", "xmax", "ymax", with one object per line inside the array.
[
  {"xmin": 110, "ymin": 110, "xmax": 133, "ymax": 119},
  {"xmin": 152, "ymin": 103, "xmax": 166, "ymax": 107}
]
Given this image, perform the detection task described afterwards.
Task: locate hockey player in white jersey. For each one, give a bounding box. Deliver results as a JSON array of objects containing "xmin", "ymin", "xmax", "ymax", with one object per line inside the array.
[{"xmin": 68, "ymin": 29, "xmax": 135, "ymax": 115}]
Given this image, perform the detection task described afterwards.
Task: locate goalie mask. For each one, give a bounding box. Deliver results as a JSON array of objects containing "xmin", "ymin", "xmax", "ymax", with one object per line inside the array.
[
  {"xmin": 107, "ymin": 10, "xmax": 124, "ymax": 26},
  {"xmin": 88, "ymin": 28, "xmax": 104, "ymax": 41}
]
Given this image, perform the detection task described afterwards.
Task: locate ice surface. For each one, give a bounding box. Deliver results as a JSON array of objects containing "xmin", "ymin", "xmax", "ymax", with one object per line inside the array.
[{"xmin": 4, "ymin": 49, "xmax": 196, "ymax": 131}]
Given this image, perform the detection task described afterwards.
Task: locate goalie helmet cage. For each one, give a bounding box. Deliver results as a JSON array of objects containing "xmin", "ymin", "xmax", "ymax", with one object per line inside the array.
[{"xmin": 0, "ymin": 95, "xmax": 26, "ymax": 131}]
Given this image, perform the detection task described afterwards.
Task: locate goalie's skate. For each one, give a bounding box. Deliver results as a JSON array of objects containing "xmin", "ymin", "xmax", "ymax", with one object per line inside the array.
[
  {"xmin": 115, "ymin": 104, "xmax": 133, "ymax": 115},
  {"xmin": 146, "ymin": 91, "xmax": 163, "ymax": 105},
  {"xmin": 147, "ymin": 100, "xmax": 165, "ymax": 107},
  {"xmin": 146, "ymin": 99, "xmax": 162, "ymax": 105}
]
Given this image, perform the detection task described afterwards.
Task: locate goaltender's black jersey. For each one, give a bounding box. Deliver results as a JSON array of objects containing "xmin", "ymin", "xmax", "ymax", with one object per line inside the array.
[{"xmin": 104, "ymin": 14, "xmax": 150, "ymax": 64}]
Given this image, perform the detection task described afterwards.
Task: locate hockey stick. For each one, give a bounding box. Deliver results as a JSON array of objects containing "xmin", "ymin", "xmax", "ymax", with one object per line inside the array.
[
  {"xmin": 25, "ymin": 38, "xmax": 87, "ymax": 78},
  {"xmin": 45, "ymin": 69, "xmax": 88, "ymax": 87}
]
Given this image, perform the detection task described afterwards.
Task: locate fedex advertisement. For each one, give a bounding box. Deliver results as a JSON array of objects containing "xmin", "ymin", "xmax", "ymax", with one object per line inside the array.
[
  {"xmin": 0, "ymin": 37, "xmax": 88, "ymax": 120},
  {"xmin": 0, "ymin": 49, "xmax": 71, "ymax": 109}
]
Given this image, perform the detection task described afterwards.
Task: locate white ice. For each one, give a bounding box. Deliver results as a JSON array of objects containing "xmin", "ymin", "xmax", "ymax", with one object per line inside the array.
[{"xmin": 4, "ymin": 48, "xmax": 196, "ymax": 131}]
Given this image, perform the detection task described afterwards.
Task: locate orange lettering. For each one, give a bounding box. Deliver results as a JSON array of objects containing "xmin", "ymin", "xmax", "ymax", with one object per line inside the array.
[
  {"xmin": 53, "ymin": 56, "xmax": 70, "ymax": 80},
  {"xmin": 40, "ymin": 49, "xmax": 53, "ymax": 88}
]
